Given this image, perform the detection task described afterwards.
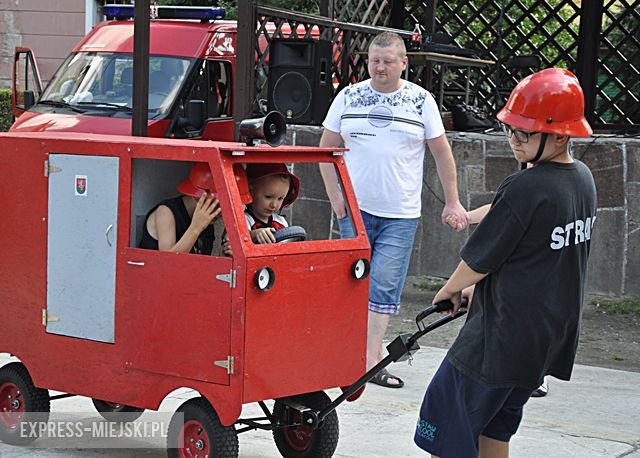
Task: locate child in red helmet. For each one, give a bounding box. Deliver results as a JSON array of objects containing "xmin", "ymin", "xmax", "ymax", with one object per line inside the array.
[
  {"xmin": 415, "ymin": 68, "xmax": 598, "ymax": 457},
  {"xmin": 139, "ymin": 162, "xmax": 221, "ymax": 254},
  {"xmin": 244, "ymin": 163, "xmax": 300, "ymax": 244}
]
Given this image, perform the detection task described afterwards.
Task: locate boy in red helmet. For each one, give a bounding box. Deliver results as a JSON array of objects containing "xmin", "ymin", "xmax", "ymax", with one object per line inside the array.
[
  {"xmin": 243, "ymin": 163, "xmax": 300, "ymax": 244},
  {"xmin": 139, "ymin": 162, "xmax": 221, "ymax": 254},
  {"xmin": 414, "ymin": 68, "xmax": 597, "ymax": 457}
]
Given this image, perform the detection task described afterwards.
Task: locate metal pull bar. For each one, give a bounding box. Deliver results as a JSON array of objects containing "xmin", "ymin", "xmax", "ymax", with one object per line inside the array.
[{"xmin": 127, "ymin": 261, "xmax": 145, "ymax": 267}]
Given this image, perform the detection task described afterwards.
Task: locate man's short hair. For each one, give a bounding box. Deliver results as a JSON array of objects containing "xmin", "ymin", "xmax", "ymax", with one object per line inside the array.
[{"xmin": 369, "ymin": 32, "xmax": 406, "ymax": 57}]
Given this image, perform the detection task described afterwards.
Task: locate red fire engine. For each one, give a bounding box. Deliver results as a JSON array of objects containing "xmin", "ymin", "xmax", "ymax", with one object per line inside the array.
[{"xmin": 11, "ymin": 4, "xmax": 294, "ymax": 140}]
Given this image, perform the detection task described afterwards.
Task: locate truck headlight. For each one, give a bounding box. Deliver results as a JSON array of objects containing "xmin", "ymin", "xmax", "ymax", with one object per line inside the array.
[
  {"xmin": 352, "ymin": 259, "xmax": 370, "ymax": 280},
  {"xmin": 254, "ymin": 267, "xmax": 275, "ymax": 291}
]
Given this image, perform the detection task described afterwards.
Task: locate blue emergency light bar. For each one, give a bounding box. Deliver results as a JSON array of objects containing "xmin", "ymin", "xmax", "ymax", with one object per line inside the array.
[{"xmin": 103, "ymin": 4, "xmax": 225, "ymax": 21}]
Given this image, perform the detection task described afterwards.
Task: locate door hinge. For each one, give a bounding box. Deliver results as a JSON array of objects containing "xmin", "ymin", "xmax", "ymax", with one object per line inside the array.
[
  {"xmin": 214, "ymin": 356, "xmax": 235, "ymax": 375},
  {"xmin": 215, "ymin": 270, "xmax": 236, "ymax": 288},
  {"xmin": 44, "ymin": 160, "xmax": 61, "ymax": 177},
  {"xmin": 42, "ymin": 309, "xmax": 59, "ymax": 325}
]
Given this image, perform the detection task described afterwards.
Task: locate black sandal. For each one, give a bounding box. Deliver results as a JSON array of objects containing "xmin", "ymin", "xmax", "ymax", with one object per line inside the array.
[{"xmin": 369, "ymin": 368, "xmax": 404, "ymax": 388}]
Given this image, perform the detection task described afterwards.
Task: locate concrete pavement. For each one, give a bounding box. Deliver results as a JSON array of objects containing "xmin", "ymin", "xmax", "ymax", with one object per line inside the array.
[{"xmin": 1, "ymin": 348, "xmax": 639, "ymax": 458}]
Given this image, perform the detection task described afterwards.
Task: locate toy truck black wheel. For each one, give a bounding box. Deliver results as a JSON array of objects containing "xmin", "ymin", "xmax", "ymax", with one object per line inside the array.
[
  {"xmin": 274, "ymin": 226, "xmax": 306, "ymax": 243},
  {"xmin": 167, "ymin": 397, "xmax": 238, "ymax": 458},
  {"xmin": 273, "ymin": 391, "xmax": 339, "ymax": 458},
  {"xmin": 91, "ymin": 398, "xmax": 145, "ymax": 422},
  {"xmin": 0, "ymin": 362, "xmax": 50, "ymax": 445}
]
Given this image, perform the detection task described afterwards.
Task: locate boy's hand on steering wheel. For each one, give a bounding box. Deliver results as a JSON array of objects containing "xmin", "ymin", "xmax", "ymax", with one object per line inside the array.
[{"xmin": 251, "ymin": 227, "xmax": 276, "ymax": 244}]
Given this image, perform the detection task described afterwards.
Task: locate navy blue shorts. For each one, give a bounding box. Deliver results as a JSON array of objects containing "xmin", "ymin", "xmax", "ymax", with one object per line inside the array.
[{"xmin": 414, "ymin": 357, "xmax": 533, "ymax": 457}]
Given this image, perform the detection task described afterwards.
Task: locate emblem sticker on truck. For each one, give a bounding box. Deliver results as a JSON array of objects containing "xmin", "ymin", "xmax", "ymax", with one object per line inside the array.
[{"xmin": 75, "ymin": 175, "xmax": 87, "ymax": 196}]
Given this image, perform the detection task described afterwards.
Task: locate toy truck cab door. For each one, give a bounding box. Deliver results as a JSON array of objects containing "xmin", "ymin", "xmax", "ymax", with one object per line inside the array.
[
  {"xmin": 119, "ymin": 158, "xmax": 234, "ymax": 385},
  {"xmin": 121, "ymin": 248, "xmax": 234, "ymax": 385},
  {"xmin": 12, "ymin": 47, "xmax": 43, "ymax": 117}
]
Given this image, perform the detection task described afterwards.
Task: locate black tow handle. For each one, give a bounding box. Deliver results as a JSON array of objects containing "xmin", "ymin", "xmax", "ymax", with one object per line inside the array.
[
  {"xmin": 308, "ymin": 298, "xmax": 468, "ymax": 428},
  {"xmin": 415, "ymin": 297, "xmax": 468, "ymax": 322},
  {"xmin": 408, "ymin": 297, "xmax": 469, "ymax": 349}
]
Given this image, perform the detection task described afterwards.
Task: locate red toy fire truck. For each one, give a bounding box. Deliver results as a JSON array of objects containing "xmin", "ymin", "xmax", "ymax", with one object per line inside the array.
[
  {"xmin": 0, "ymin": 114, "xmax": 374, "ymax": 456},
  {"xmin": 5, "ymin": 7, "xmax": 372, "ymax": 455}
]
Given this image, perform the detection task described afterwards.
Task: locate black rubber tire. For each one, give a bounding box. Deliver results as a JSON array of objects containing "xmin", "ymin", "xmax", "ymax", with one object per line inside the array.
[
  {"xmin": 167, "ymin": 397, "xmax": 238, "ymax": 458},
  {"xmin": 273, "ymin": 391, "xmax": 339, "ymax": 458},
  {"xmin": 92, "ymin": 398, "xmax": 145, "ymax": 422},
  {"xmin": 274, "ymin": 226, "xmax": 306, "ymax": 243},
  {"xmin": 0, "ymin": 362, "xmax": 50, "ymax": 446}
]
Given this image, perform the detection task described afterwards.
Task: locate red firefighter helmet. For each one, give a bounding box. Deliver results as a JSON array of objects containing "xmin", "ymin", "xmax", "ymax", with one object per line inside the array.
[
  {"xmin": 177, "ymin": 162, "xmax": 252, "ymax": 204},
  {"xmin": 497, "ymin": 67, "xmax": 592, "ymax": 137},
  {"xmin": 177, "ymin": 162, "xmax": 215, "ymax": 198},
  {"xmin": 246, "ymin": 163, "xmax": 300, "ymax": 208}
]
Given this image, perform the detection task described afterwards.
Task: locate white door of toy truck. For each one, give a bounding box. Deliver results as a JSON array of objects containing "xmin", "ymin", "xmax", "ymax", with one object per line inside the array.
[{"xmin": 46, "ymin": 154, "xmax": 119, "ymax": 343}]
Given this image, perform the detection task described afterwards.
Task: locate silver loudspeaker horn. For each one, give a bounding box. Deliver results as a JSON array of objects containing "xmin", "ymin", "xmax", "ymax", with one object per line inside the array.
[{"xmin": 239, "ymin": 111, "xmax": 287, "ymax": 147}]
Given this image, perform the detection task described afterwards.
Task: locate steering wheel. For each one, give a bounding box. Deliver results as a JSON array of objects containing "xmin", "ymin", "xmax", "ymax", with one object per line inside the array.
[{"xmin": 274, "ymin": 226, "xmax": 306, "ymax": 243}]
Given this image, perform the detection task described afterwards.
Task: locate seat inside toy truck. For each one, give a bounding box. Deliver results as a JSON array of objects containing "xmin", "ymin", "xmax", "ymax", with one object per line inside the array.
[{"xmin": 130, "ymin": 159, "xmax": 356, "ymax": 252}]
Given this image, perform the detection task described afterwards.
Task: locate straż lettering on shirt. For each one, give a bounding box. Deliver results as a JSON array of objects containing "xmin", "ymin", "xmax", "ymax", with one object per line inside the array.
[{"xmin": 550, "ymin": 216, "xmax": 596, "ymax": 250}]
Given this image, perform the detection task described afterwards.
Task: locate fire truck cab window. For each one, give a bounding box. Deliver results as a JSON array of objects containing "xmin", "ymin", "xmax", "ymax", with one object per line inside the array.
[{"xmin": 183, "ymin": 60, "xmax": 231, "ymax": 120}]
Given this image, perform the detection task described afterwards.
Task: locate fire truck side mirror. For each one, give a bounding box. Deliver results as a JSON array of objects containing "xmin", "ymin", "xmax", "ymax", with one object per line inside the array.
[
  {"xmin": 239, "ymin": 110, "xmax": 286, "ymax": 147},
  {"xmin": 177, "ymin": 99, "xmax": 205, "ymax": 131},
  {"xmin": 23, "ymin": 90, "xmax": 36, "ymax": 110}
]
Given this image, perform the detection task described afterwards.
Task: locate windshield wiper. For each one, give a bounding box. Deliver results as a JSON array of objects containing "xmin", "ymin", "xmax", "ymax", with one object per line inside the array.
[
  {"xmin": 38, "ymin": 99, "xmax": 86, "ymax": 113},
  {"xmin": 76, "ymin": 102, "xmax": 133, "ymax": 112}
]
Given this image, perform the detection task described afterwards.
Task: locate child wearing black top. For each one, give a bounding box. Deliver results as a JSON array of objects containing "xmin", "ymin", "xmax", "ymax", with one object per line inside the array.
[
  {"xmin": 415, "ymin": 68, "xmax": 597, "ymax": 458},
  {"xmin": 139, "ymin": 162, "xmax": 220, "ymax": 254}
]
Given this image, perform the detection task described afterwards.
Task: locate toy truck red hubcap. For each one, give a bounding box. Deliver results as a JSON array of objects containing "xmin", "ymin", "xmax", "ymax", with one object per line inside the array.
[
  {"xmin": 282, "ymin": 410, "xmax": 314, "ymax": 451},
  {"xmin": 0, "ymin": 382, "xmax": 24, "ymax": 428},
  {"xmin": 284, "ymin": 425, "xmax": 314, "ymax": 451},
  {"xmin": 181, "ymin": 420, "xmax": 211, "ymax": 457}
]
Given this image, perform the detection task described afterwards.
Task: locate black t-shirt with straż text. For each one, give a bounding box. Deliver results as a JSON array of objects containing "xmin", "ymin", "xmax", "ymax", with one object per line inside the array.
[{"xmin": 448, "ymin": 160, "xmax": 597, "ymax": 390}]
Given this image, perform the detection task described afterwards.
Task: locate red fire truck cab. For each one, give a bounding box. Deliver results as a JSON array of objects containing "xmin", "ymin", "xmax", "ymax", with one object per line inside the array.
[{"xmin": 11, "ymin": 4, "xmax": 260, "ymax": 141}]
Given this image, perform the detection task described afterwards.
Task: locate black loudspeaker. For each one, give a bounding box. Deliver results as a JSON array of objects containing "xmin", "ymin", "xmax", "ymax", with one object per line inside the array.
[
  {"xmin": 267, "ymin": 39, "xmax": 332, "ymax": 125},
  {"xmin": 238, "ymin": 111, "xmax": 287, "ymax": 146}
]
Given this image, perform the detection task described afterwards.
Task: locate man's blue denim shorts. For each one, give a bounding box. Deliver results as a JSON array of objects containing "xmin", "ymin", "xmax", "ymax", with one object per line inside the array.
[
  {"xmin": 414, "ymin": 357, "xmax": 533, "ymax": 457},
  {"xmin": 338, "ymin": 211, "xmax": 419, "ymax": 315}
]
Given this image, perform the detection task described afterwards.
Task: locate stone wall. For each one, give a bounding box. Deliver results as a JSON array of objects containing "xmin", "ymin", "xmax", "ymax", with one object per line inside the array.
[{"xmin": 286, "ymin": 126, "xmax": 640, "ymax": 298}]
